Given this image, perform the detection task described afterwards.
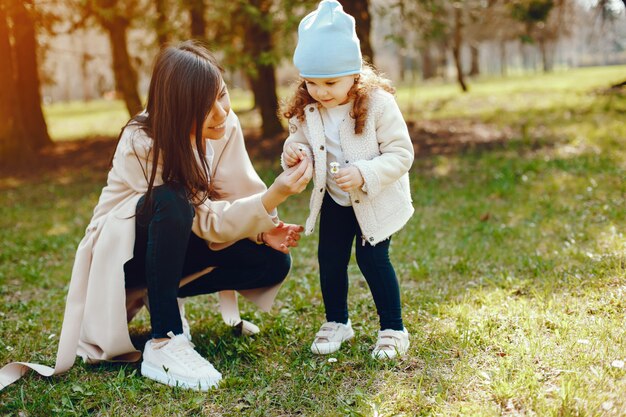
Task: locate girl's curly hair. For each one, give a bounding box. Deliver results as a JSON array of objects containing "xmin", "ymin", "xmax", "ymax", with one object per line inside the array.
[{"xmin": 282, "ymin": 62, "xmax": 395, "ymax": 135}]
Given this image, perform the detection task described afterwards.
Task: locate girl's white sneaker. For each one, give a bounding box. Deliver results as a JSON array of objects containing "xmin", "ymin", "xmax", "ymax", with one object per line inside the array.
[
  {"xmin": 372, "ymin": 328, "xmax": 410, "ymax": 359},
  {"xmin": 310, "ymin": 320, "xmax": 354, "ymax": 355}
]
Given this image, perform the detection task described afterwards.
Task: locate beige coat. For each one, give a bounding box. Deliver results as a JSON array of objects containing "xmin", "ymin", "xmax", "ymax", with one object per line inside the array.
[{"xmin": 0, "ymin": 111, "xmax": 283, "ymax": 390}]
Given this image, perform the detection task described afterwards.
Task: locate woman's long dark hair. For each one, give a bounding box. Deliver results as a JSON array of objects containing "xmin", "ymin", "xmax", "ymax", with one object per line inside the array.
[{"xmin": 120, "ymin": 40, "xmax": 222, "ymax": 207}]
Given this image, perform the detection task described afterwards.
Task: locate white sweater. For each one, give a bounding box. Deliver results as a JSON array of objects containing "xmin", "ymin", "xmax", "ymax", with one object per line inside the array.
[{"xmin": 282, "ymin": 89, "xmax": 414, "ymax": 245}]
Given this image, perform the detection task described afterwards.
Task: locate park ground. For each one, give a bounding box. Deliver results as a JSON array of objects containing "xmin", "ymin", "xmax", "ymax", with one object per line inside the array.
[{"xmin": 0, "ymin": 66, "xmax": 625, "ymax": 416}]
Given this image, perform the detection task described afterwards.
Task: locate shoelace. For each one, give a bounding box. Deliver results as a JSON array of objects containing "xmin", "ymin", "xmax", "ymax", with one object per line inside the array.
[{"xmin": 158, "ymin": 332, "xmax": 215, "ymax": 371}]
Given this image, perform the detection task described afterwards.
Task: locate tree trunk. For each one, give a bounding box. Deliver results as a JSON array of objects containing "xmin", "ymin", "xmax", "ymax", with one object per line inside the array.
[
  {"xmin": 469, "ymin": 44, "xmax": 479, "ymax": 77},
  {"xmin": 95, "ymin": 0, "xmax": 142, "ymax": 117},
  {"xmin": 437, "ymin": 41, "xmax": 448, "ymax": 79},
  {"xmin": 242, "ymin": 0, "xmax": 283, "ymax": 137},
  {"xmin": 452, "ymin": 6, "xmax": 468, "ymax": 92},
  {"xmin": 420, "ymin": 44, "xmax": 436, "ymax": 80},
  {"xmin": 0, "ymin": 2, "xmax": 29, "ymax": 167},
  {"xmin": 342, "ymin": 0, "xmax": 374, "ymax": 64},
  {"xmin": 185, "ymin": 0, "xmax": 206, "ymax": 39},
  {"xmin": 11, "ymin": 0, "xmax": 51, "ymax": 148},
  {"xmin": 499, "ymin": 40, "xmax": 507, "ymax": 76},
  {"xmin": 539, "ymin": 39, "xmax": 552, "ymax": 73},
  {"xmin": 154, "ymin": 0, "xmax": 169, "ymax": 46},
  {"xmin": 105, "ymin": 21, "xmax": 142, "ymax": 116},
  {"xmin": 248, "ymin": 65, "xmax": 283, "ymax": 137},
  {"xmin": 81, "ymin": 51, "xmax": 93, "ymax": 101}
]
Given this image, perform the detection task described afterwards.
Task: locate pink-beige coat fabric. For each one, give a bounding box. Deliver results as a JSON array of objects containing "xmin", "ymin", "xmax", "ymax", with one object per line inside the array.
[{"xmin": 0, "ymin": 111, "xmax": 284, "ymax": 390}]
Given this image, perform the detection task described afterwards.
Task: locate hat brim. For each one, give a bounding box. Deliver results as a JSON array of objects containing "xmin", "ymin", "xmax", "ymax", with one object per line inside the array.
[{"xmin": 299, "ymin": 68, "xmax": 362, "ymax": 78}]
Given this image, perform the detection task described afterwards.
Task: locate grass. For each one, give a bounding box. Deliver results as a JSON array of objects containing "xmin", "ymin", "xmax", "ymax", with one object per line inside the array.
[
  {"xmin": 1, "ymin": 65, "xmax": 626, "ymax": 416},
  {"xmin": 43, "ymin": 88, "xmax": 255, "ymax": 141}
]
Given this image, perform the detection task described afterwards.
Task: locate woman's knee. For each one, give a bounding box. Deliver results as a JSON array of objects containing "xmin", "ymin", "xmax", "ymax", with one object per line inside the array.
[{"xmin": 267, "ymin": 250, "xmax": 291, "ymax": 285}]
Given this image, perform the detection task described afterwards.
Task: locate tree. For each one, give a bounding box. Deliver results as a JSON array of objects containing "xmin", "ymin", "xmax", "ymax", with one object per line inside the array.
[
  {"xmin": 10, "ymin": 0, "xmax": 51, "ymax": 148},
  {"xmin": 509, "ymin": 0, "xmax": 557, "ymax": 72},
  {"xmin": 342, "ymin": 0, "xmax": 374, "ymax": 64},
  {"xmin": 451, "ymin": 3, "xmax": 468, "ymax": 91},
  {"xmin": 183, "ymin": 0, "xmax": 206, "ymax": 39},
  {"xmin": 209, "ymin": 0, "xmax": 294, "ymax": 137},
  {"xmin": 88, "ymin": 0, "xmax": 143, "ymax": 117},
  {"xmin": 0, "ymin": 0, "xmax": 27, "ymax": 167},
  {"xmin": 0, "ymin": 0, "xmax": 52, "ymax": 168},
  {"xmin": 154, "ymin": 0, "xmax": 169, "ymax": 46},
  {"xmin": 240, "ymin": 0, "xmax": 283, "ymax": 137},
  {"xmin": 594, "ymin": 0, "xmax": 626, "ymax": 88}
]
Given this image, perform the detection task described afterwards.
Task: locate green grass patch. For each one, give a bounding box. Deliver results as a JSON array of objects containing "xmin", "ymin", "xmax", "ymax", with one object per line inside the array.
[
  {"xmin": 1, "ymin": 66, "xmax": 625, "ymax": 415},
  {"xmin": 44, "ymin": 88, "xmax": 254, "ymax": 141}
]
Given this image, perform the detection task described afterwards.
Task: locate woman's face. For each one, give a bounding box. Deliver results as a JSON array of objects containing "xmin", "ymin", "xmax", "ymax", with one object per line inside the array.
[{"xmin": 201, "ymin": 81, "xmax": 231, "ymax": 140}]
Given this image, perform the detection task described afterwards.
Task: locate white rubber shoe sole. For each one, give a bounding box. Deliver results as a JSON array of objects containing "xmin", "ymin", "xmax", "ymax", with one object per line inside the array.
[{"xmin": 141, "ymin": 361, "xmax": 222, "ymax": 391}]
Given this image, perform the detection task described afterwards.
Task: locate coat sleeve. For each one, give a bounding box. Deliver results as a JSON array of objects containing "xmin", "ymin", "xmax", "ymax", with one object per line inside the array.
[
  {"xmin": 351, "ymin": 95, "xmax": 414, "ymax": 199},
  {"xmin": 280, "ymin": 118, "xmax": 313, "ymax": 171},
  {"xmin": 113, "ymin": 121, "xmax": 278, "ymax": 247}
]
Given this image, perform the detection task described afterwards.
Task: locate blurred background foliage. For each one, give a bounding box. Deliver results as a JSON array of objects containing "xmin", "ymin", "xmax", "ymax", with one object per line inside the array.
[{"xmin": 0, "ymin": 0, "xmax": 624, "ymax": 167}]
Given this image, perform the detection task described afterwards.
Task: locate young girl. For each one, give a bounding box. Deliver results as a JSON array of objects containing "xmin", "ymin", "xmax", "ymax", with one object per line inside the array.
[
  {"xmin": 0, "ymin": 41, "xmax": 312, "ymax": 392},
  {"xmin": 281, "ymin": 0, "xmax": 414, "ymax": 359}
]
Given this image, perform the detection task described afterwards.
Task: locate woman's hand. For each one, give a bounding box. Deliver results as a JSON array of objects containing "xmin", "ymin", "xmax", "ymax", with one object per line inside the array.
[
  {"xmin": 282, "ymin": 143, "xmax": 307, "ymax": 167},
  {"xmin": 262, "ymin": 157, "xmax": 312, "ymax": 212},
  {"xmin": 334, "ymin": 166, "xmax": 364, "ymax": 192},
  {"xmin": 262, "ymin": 222, "xmax": 304, "ymax": 253}
]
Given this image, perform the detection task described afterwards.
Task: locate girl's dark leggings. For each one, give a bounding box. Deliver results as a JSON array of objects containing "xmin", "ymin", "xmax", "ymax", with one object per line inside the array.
[
  {"xmin": 318, "ymin": 193, "xmax": 404, "ymax": 331},
  {"xmin": 124, "ymin": 184, "xmax": 291, "ymax": 339}
]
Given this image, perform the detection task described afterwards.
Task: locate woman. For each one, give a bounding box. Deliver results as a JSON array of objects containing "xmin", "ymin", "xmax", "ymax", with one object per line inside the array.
[{"xmin": 0, "ymin": 40, "xmax": 312, "ymax": 392}]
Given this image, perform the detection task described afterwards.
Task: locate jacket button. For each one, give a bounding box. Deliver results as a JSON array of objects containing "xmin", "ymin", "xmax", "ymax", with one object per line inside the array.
[
  {"xmin": 320, "ymin": 145, "xmax": 325, "ymax": 150},
  {"xmin": 309, "ymin": 107, "xmax": 314, "ymax": 112},
  {"xmin": 369, "ymin": 237, "xmax": 374, "ymax": 242},
  {"xmin": 345, "ymin": 160, "xmax": 349, "ymax": 163},
  {"xmin": 320, "ymin": 188, "xmax": 324, "ymax": 192},
  {"xmin": 354, "ymin": 200, "xmax": 360, "ymax": 203}
]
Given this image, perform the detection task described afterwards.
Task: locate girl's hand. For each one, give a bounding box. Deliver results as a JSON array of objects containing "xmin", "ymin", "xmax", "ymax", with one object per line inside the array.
[
  {"xmin": 283, "ymin": 143, "xmax": 307, "ymax": 167},
  {"xmin": 334, "ymin": 166, "xmax": 364, "ymax": 192},
  {"xmin": 262, "ymin": 222, "xmax": 304, "ymax": 253}
]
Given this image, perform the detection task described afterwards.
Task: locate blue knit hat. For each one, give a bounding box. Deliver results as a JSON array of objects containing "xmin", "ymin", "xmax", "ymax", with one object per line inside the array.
[{"xmin": 293, "ymin": 0, "xmax": 362, "ymax": 78}]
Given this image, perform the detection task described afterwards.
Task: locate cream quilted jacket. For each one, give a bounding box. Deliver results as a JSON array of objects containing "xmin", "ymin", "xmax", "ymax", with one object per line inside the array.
[{"xmin": 282, "ymin": 89, "xmax": 414, "ymax": 245}]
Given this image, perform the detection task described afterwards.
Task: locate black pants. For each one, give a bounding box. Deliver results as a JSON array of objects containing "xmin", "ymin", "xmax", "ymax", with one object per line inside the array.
[
  {"xmin": 318, "ymin": 193, "xmax": 404, "ymax": 331},
  {"xmin": 124, "ymin": 185, "xmax": 291, "ymax": 339}
]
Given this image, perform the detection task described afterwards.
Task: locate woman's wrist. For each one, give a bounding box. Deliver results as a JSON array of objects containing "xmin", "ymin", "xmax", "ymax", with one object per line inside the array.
[{"xmin": 261, "ymin": 186, "xmax": 287, "ymax": 213}]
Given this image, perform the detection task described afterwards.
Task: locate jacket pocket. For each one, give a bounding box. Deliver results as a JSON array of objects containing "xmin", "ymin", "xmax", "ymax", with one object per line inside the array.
[{"xmin": 370, "ymin": 180, "xmax": 410, "ymax": 224}]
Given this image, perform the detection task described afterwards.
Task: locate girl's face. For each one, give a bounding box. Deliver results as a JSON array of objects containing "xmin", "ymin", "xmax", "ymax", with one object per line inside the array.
[
  {"xmin": 304, "ymin": 75, "xmax": 356, "ymax": 108},
  {"xmin": 201, "ymin": 81, "xmax": 231, "ymax": 140}
]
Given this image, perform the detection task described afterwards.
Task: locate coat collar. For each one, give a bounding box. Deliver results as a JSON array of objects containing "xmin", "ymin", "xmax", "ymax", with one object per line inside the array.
[{"xmin": 303, "ymin": 102, "xmax": 357, "ymax": 146}]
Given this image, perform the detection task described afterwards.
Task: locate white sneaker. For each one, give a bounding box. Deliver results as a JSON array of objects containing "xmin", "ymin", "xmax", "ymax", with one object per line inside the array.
[
  {"xmin": 141, "ymin": 332, "xmax": 222, "ymax": 391},
  {"xmin": 371, "ymin": 328, "xmax": 410, "ymax": 359},
  {"xmin": 310, "ymin": 320, "xmax": 354, "ymax": 355}
]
